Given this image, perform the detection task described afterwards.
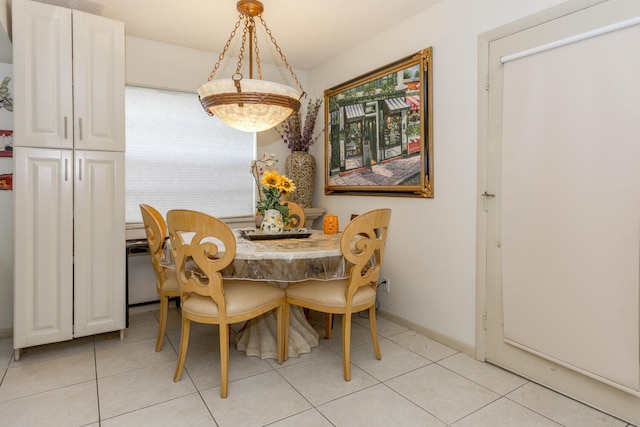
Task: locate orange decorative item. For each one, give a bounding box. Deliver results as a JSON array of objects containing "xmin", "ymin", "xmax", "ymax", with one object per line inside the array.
[{"xmin": 323, "ymin": 215, "xmax": 339, "ymax": 234}]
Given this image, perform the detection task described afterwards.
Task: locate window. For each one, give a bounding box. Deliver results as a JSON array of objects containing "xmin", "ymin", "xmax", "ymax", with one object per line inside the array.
[{"xmin": 124, "ymin": 86, "xmax": 256, "ymax": 223}]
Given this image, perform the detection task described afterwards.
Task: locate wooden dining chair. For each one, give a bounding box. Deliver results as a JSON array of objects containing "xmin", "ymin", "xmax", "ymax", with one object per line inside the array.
[
  {"xmin": 140, "ymin": 204, "xmax": 180, "ymax": 352},
  {"xmin": 167, "ymin": 209, "xmax": 286, "ymax": 398},
  {"xmin": 282, "ymin": 201, "xmax": 306, "ymax": 229},
  {"xmin": 324, "ymin": 212, "xmax": 359, "ymax": 338},
  {"xmin": 284, "ymin": 208, "xmax": 391, "ymax": 380}
]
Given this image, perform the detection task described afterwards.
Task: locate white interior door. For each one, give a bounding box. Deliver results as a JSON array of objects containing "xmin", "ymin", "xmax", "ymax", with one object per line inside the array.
[{"xmin": 483, "ymin": 1, "xmax": 640, "ymax": 423}]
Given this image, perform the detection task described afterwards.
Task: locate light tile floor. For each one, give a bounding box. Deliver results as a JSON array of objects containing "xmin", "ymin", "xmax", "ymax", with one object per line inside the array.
[{"xmin": 0, "ymin": 306, "xmax": 635, "ymax": 427}]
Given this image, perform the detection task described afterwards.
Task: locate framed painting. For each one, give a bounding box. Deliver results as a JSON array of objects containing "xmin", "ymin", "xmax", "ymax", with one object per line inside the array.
[{"xmin": 324, "ymin": 47, "xmax": 433, "ymax": 198}]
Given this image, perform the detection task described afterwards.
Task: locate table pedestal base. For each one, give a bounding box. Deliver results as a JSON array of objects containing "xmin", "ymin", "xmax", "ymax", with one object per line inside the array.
[{"xmin": 235, "ymin": 306, "xmax": 319, "ymax": 359}]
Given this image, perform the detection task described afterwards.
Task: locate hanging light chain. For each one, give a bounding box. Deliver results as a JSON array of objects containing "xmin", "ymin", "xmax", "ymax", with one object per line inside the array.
[
  {"xmin": 234, "ymin": 16, "xmax": 250, "ymax": 77},
  {"xmin": 259, "ymin": 15, "xmax": 304, "ymax": 95},
  {"xmin": 206, "ymin": 4, "xmax": 305, "ymax": 98},
  {"xmin": 252, "ymin": 19, "xmax": 263, "ymax": 80},
  {"xmin": 208, "ymin": 14, "xmax": 243, "ymax": 82}
]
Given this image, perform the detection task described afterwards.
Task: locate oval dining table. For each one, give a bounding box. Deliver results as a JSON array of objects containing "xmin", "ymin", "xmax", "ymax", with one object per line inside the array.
[{"xmin": 224, "ymin": 229, "xmax": 347, "ymax": 360}]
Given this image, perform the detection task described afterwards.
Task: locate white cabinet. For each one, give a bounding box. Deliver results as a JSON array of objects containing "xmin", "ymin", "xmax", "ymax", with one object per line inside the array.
[
  {"xmin": 12, "ymin": 0, "xmax": 125, "ymax": 353},
  {"xmin": 73, "ymin": 151, "xmax": 125, "ymax": 338},
  {"xmin": 12, "ymin": 0, "xmax": 125, "ymax": 152},
  {"xmin": 13, "ymin": 148, "xmax": 74, "ymax": 348}
]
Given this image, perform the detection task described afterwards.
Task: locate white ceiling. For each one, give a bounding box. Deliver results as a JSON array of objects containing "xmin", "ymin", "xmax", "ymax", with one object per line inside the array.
[{"xmin": 29, "ymin": 0, "xmax": 443, "ymax": 70}]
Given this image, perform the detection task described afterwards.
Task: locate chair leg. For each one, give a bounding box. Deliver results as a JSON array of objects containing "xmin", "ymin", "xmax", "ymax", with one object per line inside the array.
[
  {"xmin": 220, "ymin": 323, "xmax": 229, "ymax": 398},
  {"xmin": 173, "ymin": 316, "xmax": 191, "ymax": 382},
  {"xmin": 155, "ymin": 295, "xmax": 169, "ymax": 352},
  {"xmin": 276, "ymin": 305, "xmax": 284, "ymax": 364},
  {"xmin": 342, "ymin": 312, "xmax": 352, "ymax": 381},
  {"xmin": 282, "ymin": 304, "xmax": 290, "ymax": 361},
  {"xmin": 369, "ymin": 305, "xmax": 381, "ymax": 360},
  {"xmin": 325, "ymin": 313, "xmax": 333, "ymax": 339}
]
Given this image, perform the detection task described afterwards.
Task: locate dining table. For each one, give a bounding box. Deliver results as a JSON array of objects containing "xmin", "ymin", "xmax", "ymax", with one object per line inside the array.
[
  {"xmin": 228, "ymin": 228, "xmax": 347, "ymax": 360},
  {"xmin": 164, "ymin": 228, "xmax": 347, "ymax": 359}
]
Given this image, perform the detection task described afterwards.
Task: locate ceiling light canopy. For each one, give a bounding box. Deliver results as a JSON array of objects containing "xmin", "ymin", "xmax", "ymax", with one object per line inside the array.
[{"xmin": 198, "ymin": 0, "xmax": 304, "ymax": 132}]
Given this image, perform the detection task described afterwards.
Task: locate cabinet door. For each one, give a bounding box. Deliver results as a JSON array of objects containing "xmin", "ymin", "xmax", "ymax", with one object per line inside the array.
[
  {"xmin": 13, "ymin": 147, "xmax": 73, "ymax": 349},
  {"xmin": 73, "ymin": 151, "xmax": 125, "ymax": 337},
  {"xmin": 12, "ymin": 0, "xmax": 73, "ymax": 149},
  {"xmin": 72, "ymin": 10, "xmax": 125, "ymax": 152}
]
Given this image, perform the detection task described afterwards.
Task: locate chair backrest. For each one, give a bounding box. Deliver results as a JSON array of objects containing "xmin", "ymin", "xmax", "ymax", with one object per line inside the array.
[
  {"xmin": 340, "ymin": 209, "xmax": 392, "ymax": 299},
  {"xmin": 140, "ymin": 204, "xmax": 168, "ymax": 291},
  {"xmin": 166, "ymin": 209, "xmax": 236, "ymax": 317},
  {"xmin": 283, "ymin": 201, "xmax": 306, "ymax": 229}
]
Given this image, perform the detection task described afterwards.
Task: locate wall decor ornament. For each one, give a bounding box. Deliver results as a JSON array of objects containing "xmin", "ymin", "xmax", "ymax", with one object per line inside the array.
[
  {"xmin": 0, "ymin": 76, "xmax": 13, "ymax": 112},
  {"xmin": 324, "ymin": 47, "xmax": 434, "ymax": 198},
  {"xmin": 0, "ymin": 173, "xmax": 12, "ymax": 190},
  {"xmin": 0, "ymin": 130, "xmax": 12, "ymax": 157}
]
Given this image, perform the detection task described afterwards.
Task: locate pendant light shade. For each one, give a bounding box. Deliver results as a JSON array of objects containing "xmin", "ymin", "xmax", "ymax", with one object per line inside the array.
[
  {"xmin": 199, "ymin": 0, "xmax": 304, "ymax": 132},
  {"xmin": 198, "ymin": 79, "xmax": 301, "ymax": 133}
]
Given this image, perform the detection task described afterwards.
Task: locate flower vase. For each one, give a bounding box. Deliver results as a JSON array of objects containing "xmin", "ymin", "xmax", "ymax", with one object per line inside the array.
[
  {"xmin": 285, "ymin": 151, "xmax": 315, "ymax": 208},
  {"xmin": 260, "ymin": 209, "xmax": 284, "ymax": 234}
]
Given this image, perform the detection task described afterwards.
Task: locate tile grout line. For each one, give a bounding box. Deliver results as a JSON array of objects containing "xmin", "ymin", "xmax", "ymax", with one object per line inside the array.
[{"xmin": 91, "ymin": 336, "xmax": 104, "ymax": 424}]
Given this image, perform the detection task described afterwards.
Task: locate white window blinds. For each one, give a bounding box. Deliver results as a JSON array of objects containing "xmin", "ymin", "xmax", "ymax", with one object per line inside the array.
[{"xmin": 124, "ymin": 86, "xmax": 256, "ymax": 223}]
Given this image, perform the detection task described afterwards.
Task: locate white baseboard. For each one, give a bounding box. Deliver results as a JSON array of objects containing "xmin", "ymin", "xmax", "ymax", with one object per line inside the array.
[{"xmin": 377, "ymin": 308, "xmax": 475, "ymax": 357}]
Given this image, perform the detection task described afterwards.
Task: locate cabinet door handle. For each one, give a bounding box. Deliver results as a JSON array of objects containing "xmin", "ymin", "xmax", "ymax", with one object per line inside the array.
[
  {"xmin": 79, "ymin": 118, "xmax": 83, "ymax": 141},
  {"xmin": 64, "ymin": 158, "xmax": 68, "ymax": 181},
  {"xmin": 78, "ymin": 158, "xmax": 83, "ymax": 181},
  {"xmin": 64, "ymin": 116, "xmax": 68, "ymax": 139}
]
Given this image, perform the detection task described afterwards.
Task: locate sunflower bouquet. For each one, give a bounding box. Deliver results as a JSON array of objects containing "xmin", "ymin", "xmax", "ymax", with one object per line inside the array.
[{"xmin": 255, "ymin": 170, "xmax": 296, "ymax": 223}]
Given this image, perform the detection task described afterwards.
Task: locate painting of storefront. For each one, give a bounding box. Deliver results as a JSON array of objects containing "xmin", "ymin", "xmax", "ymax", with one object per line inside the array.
[
  {"xmin": 327, "ymin": 70, "xmax": 415, "ymax": 175},
  {"xmin": 381, "ymin": 97, "xmax": 408, "ymax": 160},
  {"xmin": 324, "ymin": 47, "xmax": 433, "ymax": 198}
]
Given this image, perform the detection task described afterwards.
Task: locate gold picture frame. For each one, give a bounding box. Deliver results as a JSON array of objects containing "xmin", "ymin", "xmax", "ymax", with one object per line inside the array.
[{"xmin": 324, "ymin": 47, "xmax": 433, "ymax": 198}]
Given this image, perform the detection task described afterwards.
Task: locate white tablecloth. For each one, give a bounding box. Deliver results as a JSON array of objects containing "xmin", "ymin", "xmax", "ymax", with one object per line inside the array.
[{"xmin": 232, "ymin": 230, "xmax": 345, "ymax": 358}]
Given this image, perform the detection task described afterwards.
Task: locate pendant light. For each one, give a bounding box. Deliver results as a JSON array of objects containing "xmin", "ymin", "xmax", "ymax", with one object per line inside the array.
[{"xmin": 198, "ymin": 0, "xmax": 305, "ymax": 132}]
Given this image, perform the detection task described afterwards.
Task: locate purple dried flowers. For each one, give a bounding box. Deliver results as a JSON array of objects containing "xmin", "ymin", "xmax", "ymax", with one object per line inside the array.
[{"xmin": 277, "ymin": 98, "xmax": 323, "ymax": 152}]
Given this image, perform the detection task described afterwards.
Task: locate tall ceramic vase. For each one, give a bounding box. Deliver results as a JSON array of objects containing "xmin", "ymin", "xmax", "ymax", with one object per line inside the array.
[{"xmin": 285, "ymin": 151, "xmax": 315, "ymax": 208}]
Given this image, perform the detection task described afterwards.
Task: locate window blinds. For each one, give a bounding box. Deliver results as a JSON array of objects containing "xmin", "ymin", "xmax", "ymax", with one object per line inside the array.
[{"xmin": 124, "ymin": 86, "xmax": 256, "ymax": 223}]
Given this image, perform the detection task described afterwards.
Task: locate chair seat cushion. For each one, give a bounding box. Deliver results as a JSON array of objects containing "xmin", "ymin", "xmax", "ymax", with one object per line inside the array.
[
  {"xmin": 285, "ymin": 279, "xmax": 376, "ymax": 309},
  {"xmin": 182, "ymin": 280, "xmax": 284, "ymax": 319}
]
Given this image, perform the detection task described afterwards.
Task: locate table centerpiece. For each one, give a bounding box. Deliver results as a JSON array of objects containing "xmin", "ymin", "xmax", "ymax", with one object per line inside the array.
[{"xmin": 251, "ymin": 153, "xmax": 296, "ymax": 233}]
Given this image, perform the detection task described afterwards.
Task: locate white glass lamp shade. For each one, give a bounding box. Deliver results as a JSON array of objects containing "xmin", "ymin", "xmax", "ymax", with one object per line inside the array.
[{"xmin": 198, "ymin": 78, "xmax": 302, "ymax": 132}]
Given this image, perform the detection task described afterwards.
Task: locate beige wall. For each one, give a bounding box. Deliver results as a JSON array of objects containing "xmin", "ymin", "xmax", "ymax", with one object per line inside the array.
[{"xmin": 306, "ymin": 0, "xmax": 566, "ymax": 350}]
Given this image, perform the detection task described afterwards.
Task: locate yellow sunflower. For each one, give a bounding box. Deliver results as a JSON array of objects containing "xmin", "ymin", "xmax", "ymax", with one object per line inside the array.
[
  {"xmin": 278, "ymin": 176, "xmax": 296, "ymax": 196},
  {"xmin": 261, "ymin": 170, "xmax": 280, "ymax": 188}
]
